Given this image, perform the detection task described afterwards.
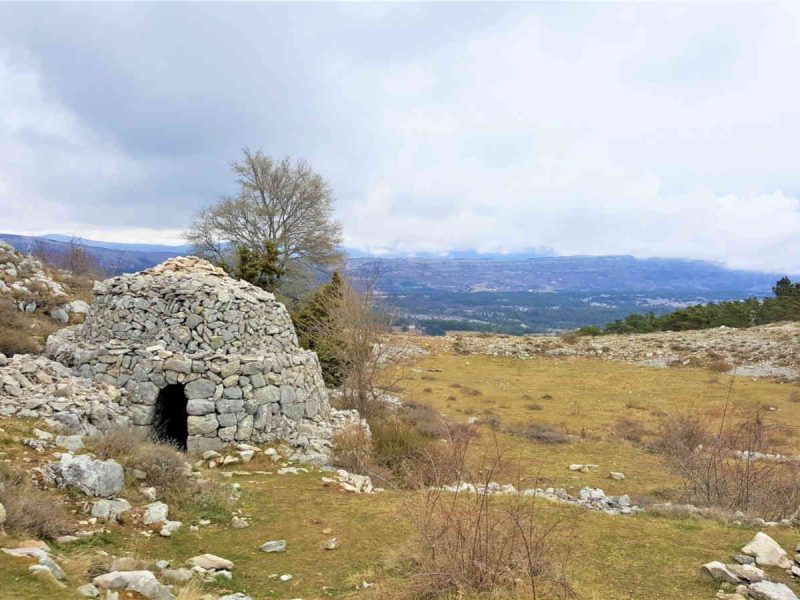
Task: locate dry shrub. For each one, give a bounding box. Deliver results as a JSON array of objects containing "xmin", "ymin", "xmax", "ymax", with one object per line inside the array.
[
  {"xmin": 402, "ymin": 402, "xmax": 468, "ymax": 439},
  {"xmin": 370, "ymin": 417, "xmax": 429, "ymax": 474},
  {"xmin": 614, "ymin": 417, "xmax": 649, "ymax": 444},
  {"xmin": 477, "ymin": 416, "xmax": 503, "ymax": 430},
  {"xmin": 62, "ymin": 549, "xmax": 115, "ymax": 581},
  {"xmin": 404, "ymin": 426, "xmax": 476, "ymax": 489},
  {"xmin": 624, "ymin": 400, "xmax": 648, "ymax": 411},
  {"xmin": 0, "ymin": 300, "xmax": 43, "ymax": 355},
  {"xmin": 707, "ymin": 359, "xmax": 732, "ymax": 373},
  {"xmin": 134, "ymin": 444, "xmax": 193, "ymax": 501},
  {"xmin": 176, "ymin": 579, "xmax": 214, "ymax": 600},
  {"xmin": 525, "ymin": 403, "xmax": 543, "ymax": 411},
  {"xmin": 461, "ymin": 386, "xmax": 483, "ymax": 397},
  {"xmin": 93, "ymin": 426, "xmax": 149, "ymax": 460},
  {"xmin": 560, "ymin": 331, "xmax": 579, "ymax": 345},
  {"xmin": 0, "ymin": 464, "xmax": 71, "ymax": 539},
  {"xmin": 654, "ymin": 411, "xmax": 800, "ymax": 519},
  {"xmin": 92, "ymin": 427, "xmax": 192, "ymax": 505},
  {"xmin": 366, "ymin": 409, "xmax": 477, "ymax": 488},
  {"xmin": 332, "ymin": 422, "xmax": 373, "ymax": 474},
  {"xmin": 403, "ymin": 446, "xmax": 575, "ymax": 599},
  {"xmin": 789, "ymin": 390, "xmax": 800, "ymax": 403},
  {"xmin": 504, "ymin": 422, "xmax": 570, "ymax": 444}
]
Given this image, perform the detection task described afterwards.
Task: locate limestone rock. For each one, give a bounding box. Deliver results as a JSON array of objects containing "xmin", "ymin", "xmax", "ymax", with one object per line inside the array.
[
  {"xmin": 55, "ymin": 434, "xmax": 84, "ymax": 451},
  {"xmin": 748, "ymin": 581, "xmax": 799, "ymax": 600},
  {"xmin": 91, "ymin": 498, "xmax": 131, "ymax": 523},
  {"xmin": 143, "ymin": 501, "xmax": 169, "ymax": 525},
  {"xmin": 727, "ymin": 563, "xmax": 766, "ymax": 583},
  {"xmin": 323, "ymin": 537, "xmax": 340, "ymax": 550},
  {"xmin": 260, "ymin": 540, "xmax": 287, "ymax": 553},
  {"xmin": 700, "ymin": 561, "xmax": 741, "ymax": 585},
  {"xmin": 77, "ymin": 583, "xmax": 101, "ymax": 597},
  {"xmin": 160, "ymin": 568, "xmax": 194, "ymax": 585},
  {"xmin": 186, "ymin": 554, "xmax": 234, "ymax": 570},
  {"xmin": 742, "ymin": 532, "xmax": 792, "ymax": 569},
  {"xmin": 43, "ymin": 453, "xmax": 124, "ymax": 497},
  {"xmin": 159, "ymin": 520, "xmax": 182, "ymax": 537},
  {"xmin": 50, "ymin": 307, "xmax": 69, "ymax": 324},
  {"xmin": 93, "ymin": 570, "xmax": 175, "ymax": 600}
]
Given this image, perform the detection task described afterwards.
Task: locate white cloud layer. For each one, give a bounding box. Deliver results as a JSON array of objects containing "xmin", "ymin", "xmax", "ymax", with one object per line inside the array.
[{"xmin": 0, "ymin": 3, "xmax": 798, "ymax": 272}]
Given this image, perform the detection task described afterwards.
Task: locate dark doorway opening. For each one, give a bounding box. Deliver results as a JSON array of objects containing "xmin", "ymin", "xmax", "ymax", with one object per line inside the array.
[{"xmin": 153, "ymin": 384, "xmax": 188, "ymax": 450}]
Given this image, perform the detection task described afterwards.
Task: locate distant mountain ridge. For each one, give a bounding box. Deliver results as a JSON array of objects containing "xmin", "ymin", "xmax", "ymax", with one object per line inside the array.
[
  {"xmin": 3, "ymin": 232, "xmax": 792, "ymax": 333},
  {"xmin": 0, "ymin": 233, "xmax": 184, "ymax": 275},
  {"xmin": 41, "ymin": 234, "xmax": 193, "ymax": 254},
  {"xmin": 350, "ymin": 254, "xmax": 786, "ymax": 294},
  {"xmin": 2, "ymin": 233, "xmax": 789, "ymax": 292}
]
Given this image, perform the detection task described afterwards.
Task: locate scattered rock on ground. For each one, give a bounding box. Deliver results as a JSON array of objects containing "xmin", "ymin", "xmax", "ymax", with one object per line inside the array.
[
  {"xmin": 700, "ymin": 561, "xmax": 741, "ymax": 585},
  {"xmin": 748, "ymin": 581, "xmax": 800, "ymax": 600},
  {"xmin": 43, "ymin": 453, "xmax": 124, "ymax": 498},
  {"xmin": 186, "ymin": 554, "xmax": 234, "ymax": 571},
  {"xmin": 323, "ymin": 537, "xmax": 340, "ymax": 550},
  {"xmin": 91, "ymin": 498, "xmax": 131, "ymax": 523},
  {"xmin": 742, "ymin": 532, "xmax": 793, "ymax": 569},
  {"xmin": 260, "ymin": 540, "xmax": 287, "ymax": 553},
  {"xmin": 76, "ymin": 583, "xmax": 100, "ymax": 597},
  {"xmin": 143, "ymin": 501, "xmax": 169, "ymax": 525},
  {"xmin": 93, "ymin": 570, "xmax": 175, "ymax": 600}
]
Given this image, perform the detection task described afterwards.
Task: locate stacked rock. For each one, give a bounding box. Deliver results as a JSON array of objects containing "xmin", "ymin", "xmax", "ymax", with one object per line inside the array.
[{"xmin": 46, "ymin": 257, "xmax": 335, "ymax": 453}]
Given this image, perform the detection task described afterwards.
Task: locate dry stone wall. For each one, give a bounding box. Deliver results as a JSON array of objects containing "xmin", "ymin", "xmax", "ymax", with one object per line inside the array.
[{"xmin": 0, "ymin": 353, "xmax": 129, "ymax": 435}]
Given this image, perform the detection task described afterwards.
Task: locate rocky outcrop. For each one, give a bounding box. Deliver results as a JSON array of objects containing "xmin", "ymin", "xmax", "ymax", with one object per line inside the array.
[
  {"xmin": 0, "ymin": 241, "xmax": 85, "ymax": 322},
  {"xmin": 435, "ymin": 322, "xmax": 800, "ymax": 380}
]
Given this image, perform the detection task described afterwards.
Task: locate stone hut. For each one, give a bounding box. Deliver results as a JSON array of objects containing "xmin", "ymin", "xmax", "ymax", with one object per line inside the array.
[{"xmin": 47, "ymin": 257, "xmax": 334, "ymax": 453}]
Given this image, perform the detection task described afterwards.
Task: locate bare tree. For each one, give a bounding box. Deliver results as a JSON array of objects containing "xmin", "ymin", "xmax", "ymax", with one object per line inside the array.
[
  {"xmin": 296, "ymin": 264, "xmax": 409, "ymax": 417},
  {"xmin": 186, "ymin": 149, "xmax": 343, "ymax": 295}
]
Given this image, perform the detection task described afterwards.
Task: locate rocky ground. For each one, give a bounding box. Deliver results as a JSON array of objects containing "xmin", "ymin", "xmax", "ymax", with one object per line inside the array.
[
  {"xmin": 0, "ymin": 414, "xmax": 379, "ymax": 600},
  {"xmin": 0, "ymin": 241, "xmax": 89, "ymax": 324},
  {"xmin": 398, "ymin": 321, "xmax": 800, "ymax": 381}
]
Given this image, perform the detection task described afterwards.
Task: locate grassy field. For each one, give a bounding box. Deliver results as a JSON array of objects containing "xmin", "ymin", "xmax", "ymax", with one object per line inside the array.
[
  {"xmin": 393, "ymin": 354, "xmax": 800, "ymax": 500},
  {"xmin": 1, "ymin": 353, "xmax": 799, "ymax": 599}
]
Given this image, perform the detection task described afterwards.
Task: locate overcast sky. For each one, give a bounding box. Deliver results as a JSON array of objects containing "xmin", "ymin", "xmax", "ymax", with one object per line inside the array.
[{"xmin": 1, "ymin": 2, "xmax": 799, "ymax": 272}]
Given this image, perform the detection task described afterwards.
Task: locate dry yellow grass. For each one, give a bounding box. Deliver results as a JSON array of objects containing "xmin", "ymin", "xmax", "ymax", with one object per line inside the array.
[
  {"xmin": 1, "ymin": 353, "xmax": 800, "ymax": 599},
  {"xmin": 391, "ymin": 354, "xmax": 800, "ymax": 499}
]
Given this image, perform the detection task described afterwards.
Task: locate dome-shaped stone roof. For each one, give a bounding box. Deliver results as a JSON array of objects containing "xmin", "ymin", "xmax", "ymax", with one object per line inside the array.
[{"xmin": 79, "ymin": 256, "xmax": 298, "ymax": 355}]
